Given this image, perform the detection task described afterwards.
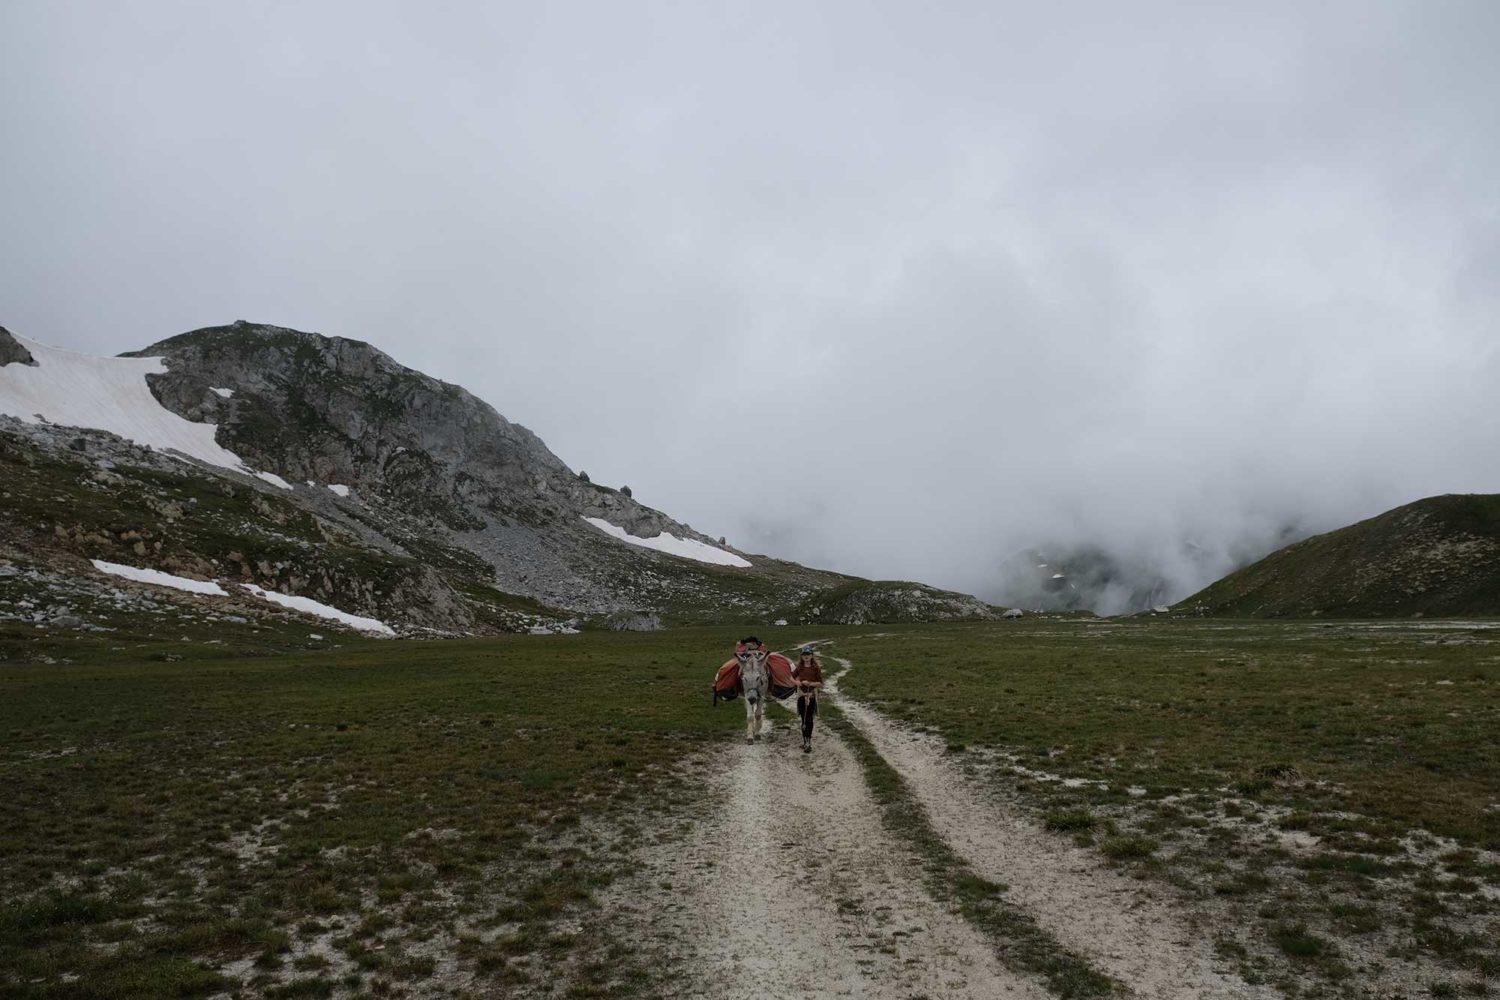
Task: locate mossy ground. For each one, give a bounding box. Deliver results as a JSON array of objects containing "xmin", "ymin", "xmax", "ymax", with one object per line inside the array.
[
  {"xmin": 4, "ymin": 618, "xmax": 1498, "ymax": 997},
  {"xmin": 835, "ymin": 618, "xmax": 1500, "ymax": 994},
  {"xmin": 1, "ymin": 628, "xmax": 761, "ymax": 998}
]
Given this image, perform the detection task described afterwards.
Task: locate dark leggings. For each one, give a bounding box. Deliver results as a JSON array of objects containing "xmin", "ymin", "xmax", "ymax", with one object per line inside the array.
[{"xmin": 797, "ymin": 695, "xmax": 817, "ymax": 740}]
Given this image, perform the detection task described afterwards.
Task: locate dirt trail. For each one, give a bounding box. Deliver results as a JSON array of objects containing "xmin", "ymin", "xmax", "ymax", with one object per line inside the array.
[
  {"xmin": 621, "ymin": 707, "xmax": 1050, "ymax": 999},
  {"xmin": 828, "ymin": 656, "xmax": 1276, "ymax": 1000}
]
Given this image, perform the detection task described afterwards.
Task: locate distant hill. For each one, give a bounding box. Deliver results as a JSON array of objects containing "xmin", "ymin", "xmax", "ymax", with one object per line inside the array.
[
  {"xmin": 1, "ymin": 321, "xmax": 998, "ymax": 636},
  {"xmin": 1181, "ymin": 494, "xmax": 1500, "ymax": 618}
]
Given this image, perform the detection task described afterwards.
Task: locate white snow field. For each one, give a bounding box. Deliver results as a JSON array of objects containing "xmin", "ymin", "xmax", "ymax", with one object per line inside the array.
[
  {"xmin": 255, "ymin": 472, "xmax": 294, "ymax": 490},
  {"xmin": 0, "ymin": 335, "xmax": 290, "ymax": 488},
  {"xmin": 241, "ymin": 584, "xmax": 395, "ymax": 635},
  {"xmin": 327, "ymin": 484, "xmax": 351, "ymax": 497},
  {"xmin": 91, "ymin": 559, "xmax": 228, "ymax": 596},
  {"xmin": 582, "ymin": 516, "xmax": 751, "ymax": 567}
]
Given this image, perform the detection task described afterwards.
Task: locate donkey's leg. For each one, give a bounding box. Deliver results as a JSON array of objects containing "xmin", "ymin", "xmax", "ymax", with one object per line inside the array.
[
  {"xmin": 744, "ymin": 697, "xmax": 756, "ymax": 744},
  {"xmin": 753, "ymin": 696, "xmax": 764, "ymax": 740}
]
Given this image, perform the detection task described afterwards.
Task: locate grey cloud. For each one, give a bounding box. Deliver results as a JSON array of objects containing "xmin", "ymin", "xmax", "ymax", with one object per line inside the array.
[{"xmin": 3, "ymin": 0, "xmax": 1498, "ymax": 610}]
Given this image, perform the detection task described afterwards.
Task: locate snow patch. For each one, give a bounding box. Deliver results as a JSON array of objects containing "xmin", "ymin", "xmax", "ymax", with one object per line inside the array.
[
  {"xmin": 582, "ymin": 517, "xmax": 751, "ymax": 567},
  {"xmin": 0, "ymin": 336, "xmax": 289, "ymax": 488},
  {"xmin": 91, "ymin": 559, "xmax": 227, "ymax": 596},
  {"xmin": 241, "ymin": 584, "xmax": 394, "ymax": 635},
  {"xmin": 210, "ymin": 386, "xmax": 233, "ymax": 398},
  {"xmin": 327, "ymin": 484, "xmax": 351, "ymax": 498},
  {"xmin": 255, "ymin": 471, "xmax": 294, "ymax": 490}
]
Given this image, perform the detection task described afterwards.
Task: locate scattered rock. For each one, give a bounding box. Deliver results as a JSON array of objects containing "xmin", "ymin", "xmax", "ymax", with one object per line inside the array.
[
  {"xmin": 0, "ymin": 326, "xmax": 37, "ymax": 367},
  {"xmin": 605, "ymin": 611, "xmax": 663, "ymax": 632}
]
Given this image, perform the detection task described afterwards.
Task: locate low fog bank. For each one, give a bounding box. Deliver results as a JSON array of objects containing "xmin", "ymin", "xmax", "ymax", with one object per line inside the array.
[
  {"xmin": 719, "ymin": 437, "xmax": 1497, "ymax": 616},
  {"xmin": 656, "ymin": 297, "xmax": 1500, "ymax": 614},
  {"xmin": 618, "ymin": 198, "xmax": 1500, "ymax": 613}
]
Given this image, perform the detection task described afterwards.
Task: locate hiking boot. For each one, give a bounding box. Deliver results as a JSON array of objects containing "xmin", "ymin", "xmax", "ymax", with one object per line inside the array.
[{"xmin": 802, "ymin": 738, "xmax": 811, "ymax": 753}]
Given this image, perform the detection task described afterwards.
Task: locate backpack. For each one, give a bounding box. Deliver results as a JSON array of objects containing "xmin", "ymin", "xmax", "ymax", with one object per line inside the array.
[
  {"xmin": 765, "ymin": 652, "xmax": 798, "ymax": 700},
  {"xmin": 712, "ymin": 659, "xmax": 741, "ymax": 704}
]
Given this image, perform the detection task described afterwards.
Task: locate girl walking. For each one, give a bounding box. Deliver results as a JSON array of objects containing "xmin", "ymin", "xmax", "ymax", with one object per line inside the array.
[{"xmin": 792, "ymin": 644, "xmax": 823, "ymax": 753}]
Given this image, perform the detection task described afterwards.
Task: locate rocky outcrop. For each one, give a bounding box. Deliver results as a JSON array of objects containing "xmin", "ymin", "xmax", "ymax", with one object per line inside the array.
[
  {"xmin": 0, "ymin": 327, "xmax": 36, "ymax": 367},
  {"xmin": 133, "ymin": 322, "xmax": 699, "ymax": 536},
  {"xmin": 2, "ymin": 320, "xmax": 999, "ymax": 634},
  {"xmin": 117, "ymin": 321, "xmax": 770, "ymax": 610},
  {"xmin": 787, "ymin": 580, "xmax": 998, "ymax": 625},
  {"xmin": 604, "ymin": 611, "xmax": 663, "ymax": 631}
]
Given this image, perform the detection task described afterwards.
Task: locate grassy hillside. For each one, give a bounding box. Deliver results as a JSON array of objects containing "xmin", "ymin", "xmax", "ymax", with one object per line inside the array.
[
  {"xmin": 1181, "ymin": 494, "xmax": 1500, "ymax": 618},
  {"xmin": 1, "ymin": 425, "xmax": 997, "ymax": 634}
]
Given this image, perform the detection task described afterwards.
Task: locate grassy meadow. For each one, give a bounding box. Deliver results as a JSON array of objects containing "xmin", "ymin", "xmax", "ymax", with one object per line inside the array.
[
  {"xmin": 837, "ymin": 618, "xmax": 1500, "ymax": 993},
  {"xmin": 3, "ymin": 617, "xmax": 1498, "ymax": 997},
  {"xmin": 0, "ymin": 627, "xmax": 770, "ymax": 999}
]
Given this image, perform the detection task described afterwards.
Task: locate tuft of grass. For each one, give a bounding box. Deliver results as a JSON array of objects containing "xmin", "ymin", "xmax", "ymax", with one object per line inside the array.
[
  {"xmin": 1299, "ymin": 853, "xmax": 1391, "ymax": 877},
  {"xmin": 1327, "ymin": 903, "xmax": 1383, "ymax": 934},
  {"xmin": 1271, "ymin": 921, "xmax": 1328, "ymax": 959},
  {"xmin": 1044, "ymin": 809, "xmax": 1099, "ymax": 833},
  {"xmin": 1099, "ymin": 835, "xmax": 1157, "ymax": 861}
]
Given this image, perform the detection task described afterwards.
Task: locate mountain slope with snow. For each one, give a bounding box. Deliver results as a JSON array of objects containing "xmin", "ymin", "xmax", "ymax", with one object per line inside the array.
[
  {"xmin": 1, "ymin": 321, "xmax": 999, "ymax": 635},
  {"xmin": 582, "ymin": 517, "xmax": 752, "ymax": 567},
  {"xmin": 0, "ymin": 332, "xmax": 287, "ymax": 487}
]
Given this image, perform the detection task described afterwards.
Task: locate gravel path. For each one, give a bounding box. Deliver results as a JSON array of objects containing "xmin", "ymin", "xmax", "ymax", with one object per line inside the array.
[
  {"xmin": 622, "ymin": 706, "xmax": 1049, "ymax": 999},
  {"xmin": 614, "ymin": 654, "xmax": 1278, "ymax": 999},
  {"xmin": 827, "ymin": 655, "xmax": 1277, "ymax": 1000}
]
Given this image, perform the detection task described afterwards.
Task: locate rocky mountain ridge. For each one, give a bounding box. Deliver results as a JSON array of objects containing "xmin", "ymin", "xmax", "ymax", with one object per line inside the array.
[{"xmin": 1, "ymin": 321, "xmax": 1000, "ymax": 638}]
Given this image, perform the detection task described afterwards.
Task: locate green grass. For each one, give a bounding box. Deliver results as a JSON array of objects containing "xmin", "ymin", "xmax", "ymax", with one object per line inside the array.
[
  {"xmin": 836, "ymin": 619, "xmax": 1499, "ymax": 848},
  {"xmin": 1043, "ymin": 809, "xmax": 1099, "ymax": 833},
  {"xmin": 7, "ymin": 617, "xmax": 1499, "ymax": 996},
  {"xmin": 1098, "ymin": 834, "xmax": 1157, "ymax": 861},
  {"xmin": 0, "ymin": 627, "xmax": 750, "ymax": 998},
  {"xmin": 1270, "ymin": 921, "xmax": 1328, "ymax": 959},
  {"xmin": 833, "ymin": 617, "xmax": 1500, "ymax": 988},
  {"xmin": 1184, "ymin": 493, "xmax": 1500, "ymax": 617}
]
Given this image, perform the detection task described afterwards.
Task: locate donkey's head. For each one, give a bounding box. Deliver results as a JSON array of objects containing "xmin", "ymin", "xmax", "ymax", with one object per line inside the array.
[
  {"xmin": 735, "ymin": 644, "xmax": 768, "ymax": 674},
  {"xmin": 735, "ymin": 642, "xmax": 769, "ymax": 701}
]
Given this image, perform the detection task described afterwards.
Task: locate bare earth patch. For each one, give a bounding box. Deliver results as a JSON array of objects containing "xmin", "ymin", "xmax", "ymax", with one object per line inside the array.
[
  {"xmin": 611, "ymin": 707, "xmax": 1050, "ymax": 999},
  {"xmin": 826, "ymin": 655, "xmax": 1275, "ymax": 1000}
]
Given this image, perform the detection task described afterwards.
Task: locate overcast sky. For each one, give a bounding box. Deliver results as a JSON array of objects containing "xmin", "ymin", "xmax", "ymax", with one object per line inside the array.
[{"xmin": 3, "ymin": 1, "xmax": 1498, "ymax": 605}]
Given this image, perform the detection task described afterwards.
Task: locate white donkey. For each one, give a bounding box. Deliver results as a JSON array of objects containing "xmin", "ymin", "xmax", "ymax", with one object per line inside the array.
[{"xmin": 736, "ymin": 644, "xmax": 770, "ymax": 744}]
